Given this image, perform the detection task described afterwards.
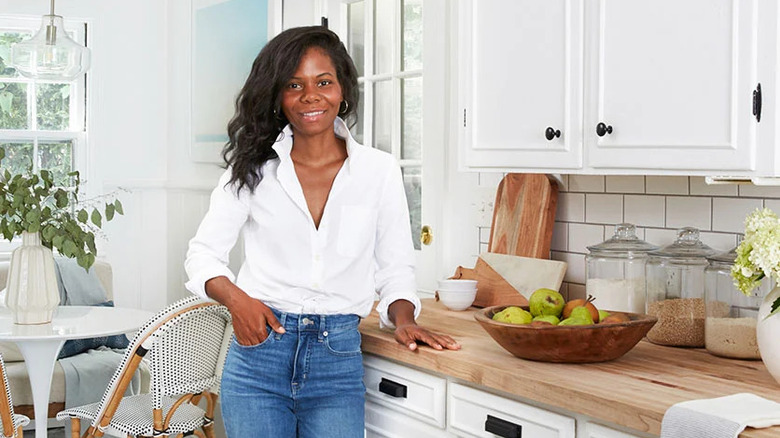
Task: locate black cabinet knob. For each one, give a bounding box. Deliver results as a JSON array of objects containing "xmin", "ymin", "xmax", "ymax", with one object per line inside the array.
[
  {"xmin": 596, "ymin": 122, "xmax": 613, "ymax": 137},
  {"xmin": 545, "ymin": 127, "xmax": 561, "ymax": 141}
]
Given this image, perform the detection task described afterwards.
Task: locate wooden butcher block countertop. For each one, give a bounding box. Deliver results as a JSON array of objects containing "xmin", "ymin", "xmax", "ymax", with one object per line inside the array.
[{"xmin": 358, "ymin": 299, "xmax": 780, "ymax": 437}]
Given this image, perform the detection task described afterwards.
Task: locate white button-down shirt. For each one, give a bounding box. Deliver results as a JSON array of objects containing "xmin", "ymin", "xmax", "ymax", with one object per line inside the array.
[{"xmin": 185, "ymin": 118, "xmax": 420, "ymax": 327}]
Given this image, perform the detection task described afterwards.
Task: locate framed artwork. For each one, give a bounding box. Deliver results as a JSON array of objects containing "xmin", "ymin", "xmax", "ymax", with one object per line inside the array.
[{"xmin": 191, "ymin": 0, "xmax": 268, "ymax": 163}]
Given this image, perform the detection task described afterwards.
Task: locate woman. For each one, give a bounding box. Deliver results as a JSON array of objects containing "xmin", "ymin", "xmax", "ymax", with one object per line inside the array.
[{"xmin": 184, "ymin": 26, "xmax": 459, "ymax": 437}]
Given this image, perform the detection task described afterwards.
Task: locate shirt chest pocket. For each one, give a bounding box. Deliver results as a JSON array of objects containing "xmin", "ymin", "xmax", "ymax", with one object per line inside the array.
[{"xmin": 337, "ymin": 206, "xmax": 378, "ymax": 257}]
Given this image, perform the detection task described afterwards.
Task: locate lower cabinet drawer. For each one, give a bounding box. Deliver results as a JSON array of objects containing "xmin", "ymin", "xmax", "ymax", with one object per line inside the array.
[
  {"xmin": 365, "ymin": 400, "xmax": 451, "ymax": 438},
  {"xmin": 585, "ymin": 422, "xmax": 643, "ymax": 438},
  {"xmin": 363, "ymin": 355, "xmax": 447, "ymax": 428},
  {"xmin": 447, "ymin": 382, "xmax": 575, "ymax": 438}
]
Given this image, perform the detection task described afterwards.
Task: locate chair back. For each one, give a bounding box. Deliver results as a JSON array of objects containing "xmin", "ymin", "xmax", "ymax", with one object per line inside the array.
[
  {"xmin": 87, "ymin": 296, "xmax": 232, "ymax": 431},
  {"xmin": 0, "ymin": 354, "xmax": 22, "ymax": 438}
]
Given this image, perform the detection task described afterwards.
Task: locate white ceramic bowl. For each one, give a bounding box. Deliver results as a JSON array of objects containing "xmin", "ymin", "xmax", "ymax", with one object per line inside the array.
[
  {"xmin": 436, "ymin": 288, "xmax": 478, "ymax": 311},
  {"xmin": 437, "ymin": 279, "xmax": 478, "ymax": 291}
]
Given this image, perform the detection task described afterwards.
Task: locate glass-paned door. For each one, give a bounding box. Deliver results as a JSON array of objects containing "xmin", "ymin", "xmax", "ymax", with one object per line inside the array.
[{"xmin": 337, "ymin": 0, "xmax": 445, "ymax": 292}]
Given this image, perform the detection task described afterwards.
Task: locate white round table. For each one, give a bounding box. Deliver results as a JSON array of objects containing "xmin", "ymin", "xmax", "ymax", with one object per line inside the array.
[{"xmin": 0, "ymin": 306, "xmax": 155, "ymax": 438}]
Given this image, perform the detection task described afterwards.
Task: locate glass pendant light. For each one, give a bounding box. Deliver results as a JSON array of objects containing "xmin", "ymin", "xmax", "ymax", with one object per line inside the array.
[{"xmin": 10, "ymin": 0, "xmax": 91, "ymax": 81}]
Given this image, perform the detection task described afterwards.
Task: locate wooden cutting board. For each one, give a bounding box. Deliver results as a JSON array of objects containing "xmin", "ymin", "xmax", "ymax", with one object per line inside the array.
[{"xmin": 488, "ymin": 173, "xmax": 558, "ymax": 259}]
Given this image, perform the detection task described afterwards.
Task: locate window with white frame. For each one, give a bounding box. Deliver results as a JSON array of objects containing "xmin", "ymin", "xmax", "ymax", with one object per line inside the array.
[
  {"xmin": 0, "ymin": 16, "xmax": 88, "ymax": 252},
  {"xmin": 343, "ymin": 0, "xmax": 423, "ymax": 249}
]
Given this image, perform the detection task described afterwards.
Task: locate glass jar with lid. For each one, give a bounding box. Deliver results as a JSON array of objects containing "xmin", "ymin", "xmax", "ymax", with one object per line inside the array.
[
  {"xmin": 585, "ymin": 223, "xmax": 658, "ymax": 314},
  {"xmin": 705, "ymin": 246, "xmax": 765, "ymax": 359},
  {"xmin": 645, "ymin": 227, "xmax": 716, "ymax": 347}
]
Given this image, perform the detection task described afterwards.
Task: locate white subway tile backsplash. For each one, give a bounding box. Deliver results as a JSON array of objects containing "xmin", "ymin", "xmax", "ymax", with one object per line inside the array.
[
  {"xmin": 605, "ymin": 176, "xmax": 645, "ymax": 193},
  {"xmin": 712, "ymin": 198, "xmax": 763, "ymax": 233},
  {"xmin": 624, "ymin": 195, "xmax": 665, "ymax": 228},
  {"xmin": 666, "ymin": 196, "xmax": 711, "ymax": 230},
  {"xmin": 552, "ymin": 251, "xmax": 585, "ymax": 284},
  {"xmin": 646, "ymin": 176, "xmax": 689, "ymax": 195},
  {"xmin": 479, "ymin": 227, "xmax": 491, "ymax": 244},
  {"xmin": 765, "ymin": 199, "xmax": 780, "ymax": 214},
  {"xmin": 551, "ymin": 222, "xmax": 568, "ymax": 252},
  {"xmin": 478, "ymin": 172, "xmax": 504, "ymax": 189},
  {"xmin": 585, "ymin": 194, "xmax": 623, "ymax": 224},
  {"xmin": 557, "ymin": 193, "xmax": 585, "ymax": 222},
  {"xmin": 738, "ymin": 184, "xmax": 780, "ymax": 198},
  {"xmin": 690, "ymin": 177, "xmax": 738, "ymax": 196},
  {"xmin": 698, "ymin": 232, "xmax": 737, "ymax": 253},
  {"xmin": 568, "ymin": 223, "xmax": 604, "ymax": 254},
  {"xmin": 568, "ymin": 175, "xmax": 605, "ymax": 193},
  {"xmin": 472, "ymin": 175, "xmax": 780, "ymax": 294},
  {"xmin": 645, "ymin": 228, "xmax": 678, "ymax": 247},
  {"xmin": 568, "ymin": 283, "xmax": 586, "ymax": 301}
]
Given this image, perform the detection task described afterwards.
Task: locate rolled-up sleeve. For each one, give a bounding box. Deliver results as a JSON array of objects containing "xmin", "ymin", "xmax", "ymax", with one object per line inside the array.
[
  {"xmin": 373, "ymin": 159, "xmax": 421, "ymax": 328},
  {"xmin": 184, "ymin": 170, "xmax": 250, "ymax": 299}
]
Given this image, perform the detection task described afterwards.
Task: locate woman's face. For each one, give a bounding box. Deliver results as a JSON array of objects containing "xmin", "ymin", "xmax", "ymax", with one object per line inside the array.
[{"xmin": 280, "ymin": 47, "xmax": 343, "ymax": 138}]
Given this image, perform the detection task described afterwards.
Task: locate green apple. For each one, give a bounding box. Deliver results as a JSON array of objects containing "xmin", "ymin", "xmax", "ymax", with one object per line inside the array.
[
  {"xmin": 528, "ymin": 288, "xmax": 565, "ymax": 317},
  {"xmin": 533, "ymin": 315, "xmax": 560, "ymax": 325},
  {"xmin": 598, "ymin": 309, "xmax": 610, "ymax": 322}
]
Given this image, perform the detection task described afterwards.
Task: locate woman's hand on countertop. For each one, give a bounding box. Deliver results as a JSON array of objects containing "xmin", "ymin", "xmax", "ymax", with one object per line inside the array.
[{"xmin": 388, "ymin": 299, "xmax": 461, "ymax": 351}]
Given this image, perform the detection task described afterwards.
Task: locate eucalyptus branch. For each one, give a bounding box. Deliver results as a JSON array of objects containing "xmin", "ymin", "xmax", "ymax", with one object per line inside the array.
[{"xmin": 0, "ymin": 147, "xmax": 125, "ymax": 270}]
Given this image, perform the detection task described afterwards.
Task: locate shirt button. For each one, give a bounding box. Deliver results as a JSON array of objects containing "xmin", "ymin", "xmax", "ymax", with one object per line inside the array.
[
  {"xmin": 323, "ymin": 331, "xmax": 328, "ymax": 337},
  {"xmin": 312, "ymin": 283, "xmax": 320, "ymax": 289},
  {"xmin": 314, "ymin": 254, "xmax": 321, "ymax": 261}
]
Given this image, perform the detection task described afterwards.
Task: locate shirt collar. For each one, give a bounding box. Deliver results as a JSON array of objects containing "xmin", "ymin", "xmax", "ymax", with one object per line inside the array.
[{"xmin": 272, "ymin": 117, "xmax": 360, "ymax": 174}]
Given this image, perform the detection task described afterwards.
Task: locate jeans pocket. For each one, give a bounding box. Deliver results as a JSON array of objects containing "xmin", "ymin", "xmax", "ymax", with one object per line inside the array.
[
  {"xmin": 232, "ymin": 332, "xmax": 274, "ymax": 350},
  {"xmin": 325, "ymin": 329, "xmax": 362, "ymax": 357}
]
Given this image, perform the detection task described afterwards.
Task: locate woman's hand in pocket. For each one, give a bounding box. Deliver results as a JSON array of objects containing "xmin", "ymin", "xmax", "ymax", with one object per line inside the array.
[{"xmin": 205, "ymin": 276, "xmax": 285, "ymax": 346}]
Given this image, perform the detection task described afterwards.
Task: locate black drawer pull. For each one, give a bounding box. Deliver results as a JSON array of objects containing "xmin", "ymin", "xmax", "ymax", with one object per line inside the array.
[
  {"xmin": 379, "ymin": 378, "xmax": 407, "ymax": 398},
  {"xmin": 485, "ymin": 414, "xmax": 522, "ymax": 438}
]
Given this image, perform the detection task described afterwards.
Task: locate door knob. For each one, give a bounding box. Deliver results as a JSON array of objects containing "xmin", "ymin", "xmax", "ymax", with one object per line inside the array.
[
  {"xmin": 545, "ymin": 127, "xmax": 561, "ymax": 141},
  {"xmin": 596, "ymin": 122, "xmax": 613, "ymax": 137},
  {"xmin": 420, "ymin": 225, "xmax": 433, "ymax": 246}
]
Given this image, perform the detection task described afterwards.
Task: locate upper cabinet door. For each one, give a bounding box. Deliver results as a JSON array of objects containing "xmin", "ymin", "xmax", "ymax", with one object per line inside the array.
[
  {"xmin": 458, "ymin": 0, "xmax": 583, "ymax": 170},
  {"xmin": 585, "ymin": 0, "xmax": 759, "ymax": 172}
]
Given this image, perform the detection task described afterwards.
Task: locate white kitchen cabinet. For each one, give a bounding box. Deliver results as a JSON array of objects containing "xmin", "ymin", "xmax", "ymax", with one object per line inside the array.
[
  {"xmin": 458, "ymin": 0, "xmax": 584, "ymax": 170},
  {"xmin": 457, "ymin": 0, "xmax": 766, "ymax": 176},
  {"xmin": 365, "ymin": 400, "xmax": 452, "ymax": 438},
  {"xmin": 584, "ymin": 0, "xmax": 758, "ymax": 172},
  {"xmin": 363, "ymin": 355, "xmax": 447, "ymax": 428},
  {"xmin": 584, "ymin": 422, "xmax": 643, "ymax": 438},
  {"xmin": 447, "ymin": 382, "xmax": 576, "ymax": 438}
]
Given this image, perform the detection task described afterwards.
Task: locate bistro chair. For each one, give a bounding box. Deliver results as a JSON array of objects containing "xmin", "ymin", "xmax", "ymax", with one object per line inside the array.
[
  {"xmin": 0, "ymin": 353, "xmax": 29, "ymax": 438},
  {"xmin": 56, "ymin": 296, "xmax": 232, "ymax": 438}
]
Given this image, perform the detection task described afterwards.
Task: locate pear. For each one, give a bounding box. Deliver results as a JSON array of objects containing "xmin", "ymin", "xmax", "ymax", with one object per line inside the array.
[
  {"xmin": 568, "ymin": 306, "xmax": 595, "ymax": 324},
  {"xmin": 601, "ymin": 313, "xmax": 631, "ymax": 324},
  {"xmin": 528, "ymin": 288, "xmax": 565, "ymax": 317},
  {"xmin": 492, "ymin": 306, "xmax": 533, "ymax": 325},
  {"xmin": 598, "ymin": 309, "xmax": 610, "ymax": 322},
  {"xmin": 533, "ymin": 315, "xmax": 560, "ymax": 325},
  {"xmin": 558, "ymin": 317, "xmax": 592, "ymax": 326},
  {"xmin": 562, "ymin": 295, "xmax": 600, "ymax": 322}
]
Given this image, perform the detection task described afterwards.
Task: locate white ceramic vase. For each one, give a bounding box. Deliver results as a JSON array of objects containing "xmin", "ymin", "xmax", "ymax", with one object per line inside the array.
[
  {"xmin": 757, "ymin": 285, "xmax": 780, "ymax": 384},
  {"xmin": 5, "ymin": 231, "xmax": 60, "ymax": 324}
]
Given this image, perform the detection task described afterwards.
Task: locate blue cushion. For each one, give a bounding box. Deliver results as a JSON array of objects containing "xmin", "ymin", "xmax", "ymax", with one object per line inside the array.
[{"xmin": 57, "ymin": 301, "xmax": 130, "ymax": 359}]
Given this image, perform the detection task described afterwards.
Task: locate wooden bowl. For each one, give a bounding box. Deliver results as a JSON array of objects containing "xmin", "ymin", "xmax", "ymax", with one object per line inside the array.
[{"xmin": 474, "ymin": 305, "xmax": 658, "ymax": 363}]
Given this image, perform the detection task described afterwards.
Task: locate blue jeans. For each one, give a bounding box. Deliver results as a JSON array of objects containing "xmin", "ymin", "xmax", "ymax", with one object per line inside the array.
[{"xmin": 220, "ymin": 309, "xmax": 365, "ymax": 437}]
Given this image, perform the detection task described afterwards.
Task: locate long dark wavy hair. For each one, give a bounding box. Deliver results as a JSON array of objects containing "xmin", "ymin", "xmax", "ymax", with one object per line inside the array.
[{"xmin": 222, "ymin": 26, "xmax": 359, "ymax": 194}]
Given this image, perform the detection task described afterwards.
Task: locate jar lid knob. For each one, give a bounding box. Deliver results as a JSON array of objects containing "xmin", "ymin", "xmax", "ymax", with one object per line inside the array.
[
  {"xmin": 677, "ymin": 227, "xmax": 700, "ymax": 243},
  {"xmin": 614, "ymin": 223, "xmax": 637, "ymax": 239}
]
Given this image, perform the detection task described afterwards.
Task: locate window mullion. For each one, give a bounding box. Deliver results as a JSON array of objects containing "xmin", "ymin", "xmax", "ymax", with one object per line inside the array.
[
  {"xmin": 364, "ymin": 0, "xmax": 374, "ymax": 148},
  {"xmin": 392, "ymin": 0, "xmax": 402, "ymax": 161}
]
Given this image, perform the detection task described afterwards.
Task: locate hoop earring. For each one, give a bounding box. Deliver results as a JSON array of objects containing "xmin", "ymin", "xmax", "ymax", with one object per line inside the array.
[{"xmin": 339, "ymin": 100, "xmax": 349, "ymax": 115}]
